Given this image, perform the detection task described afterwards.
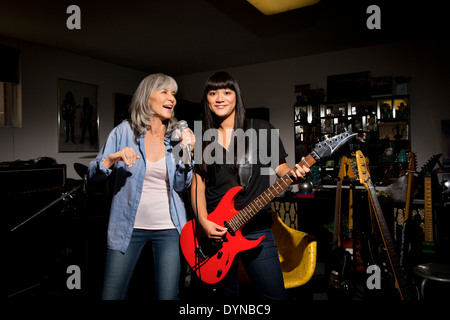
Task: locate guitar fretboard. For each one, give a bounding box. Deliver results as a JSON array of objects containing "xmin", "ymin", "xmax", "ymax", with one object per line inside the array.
[
  {"xmin": 227, "ymin": 154, "xmax": 317, "ymax": 232},
  {"xmin": 424, "ymin": 177, "xmax": 433, "ymax": 243}
]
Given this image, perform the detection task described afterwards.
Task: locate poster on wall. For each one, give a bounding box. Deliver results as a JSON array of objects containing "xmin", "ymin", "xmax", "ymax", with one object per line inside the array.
[{"xmin": 58, "ymin": 78, "xmax": 99, "ymax": 152}]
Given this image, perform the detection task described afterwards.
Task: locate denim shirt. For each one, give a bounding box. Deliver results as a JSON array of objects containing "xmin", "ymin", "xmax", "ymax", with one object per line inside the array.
[{"xmin": 87, "ymin": 121, "xmax": 192, "ymax": 253}]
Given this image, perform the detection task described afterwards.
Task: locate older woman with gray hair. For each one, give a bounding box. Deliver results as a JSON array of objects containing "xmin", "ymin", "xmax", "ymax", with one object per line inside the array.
[{"xmin": 88, "ymin": 73, "xmax": 194, "ymax": 300}]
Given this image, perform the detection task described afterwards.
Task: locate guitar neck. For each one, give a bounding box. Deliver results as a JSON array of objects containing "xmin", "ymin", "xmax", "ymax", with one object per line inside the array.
[
  {"xmin": 366, "ymin": 183, "xmax": 400, "ymax": 268},
  {"xmin": 228, "ymin": 153, "xmax": 317, "ymax": 232},
  {"xmin": 404, "ymin": 171, "xmax": 415, "ymax": 221},
  {"xmin": 403, "ymin": 152, "xmax": 416, "ymax": 221},
  {"xmin": 400, "ymin": 153, "xmax": 416, "ymax": 266},
  {"xmin": 424, "ymin": 176, "xmax": 433, "ymax": 243},
  {"xmin": 332, "ymin": 179, "xmax": 343, "ymax": 248}
]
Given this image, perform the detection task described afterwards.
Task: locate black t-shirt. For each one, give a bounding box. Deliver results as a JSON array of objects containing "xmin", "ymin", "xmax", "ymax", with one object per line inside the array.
[{"xmin": 195, "ymin": 119, "xmax": 288, "ymax": 233}]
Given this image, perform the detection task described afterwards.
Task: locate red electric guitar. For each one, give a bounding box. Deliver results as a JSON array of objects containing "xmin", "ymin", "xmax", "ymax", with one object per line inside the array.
[{"xmin": 180, "ymin": 131, "xmax": 356, "ymax": 284}]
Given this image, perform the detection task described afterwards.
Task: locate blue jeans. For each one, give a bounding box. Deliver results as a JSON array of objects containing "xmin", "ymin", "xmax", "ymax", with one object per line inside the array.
[
  {"xmin": 101, "ymin": 228, "xmax": 181, "ymax": 300},
  {"xmin": 218, "ymin": 227, "xmax": 287, "ymax": 300}
]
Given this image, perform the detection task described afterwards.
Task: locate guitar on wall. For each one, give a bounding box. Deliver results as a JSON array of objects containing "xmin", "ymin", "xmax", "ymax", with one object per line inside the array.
[
  {"xmin": 180, "ymin": 131, "xmax": 357, "ymax": 284},
  {"xmin": 355, "ymin": 150, "xmax": 419, "ymax": 300}
]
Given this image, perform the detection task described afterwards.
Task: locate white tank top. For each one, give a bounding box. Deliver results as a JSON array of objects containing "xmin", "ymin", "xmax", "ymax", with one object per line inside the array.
[{"xmin": 134, "ymin": 157, "xmax": 175, "ymax": 230}]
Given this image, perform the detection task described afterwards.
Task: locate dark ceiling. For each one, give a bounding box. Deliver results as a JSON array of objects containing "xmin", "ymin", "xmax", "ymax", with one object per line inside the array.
[{"xmin": 0, "ymin": 0, "xmax": 446, "ymax": 76}]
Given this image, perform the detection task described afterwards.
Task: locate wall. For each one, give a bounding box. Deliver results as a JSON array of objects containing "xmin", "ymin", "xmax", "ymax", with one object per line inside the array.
[
  {"xmin": 0, "ymin": 37, "xmax": 147, "ymax": 179},
  {"xmin": 1, "ymin": 36, "xmax": 449, "ymax": 181},
  {"xmin": 175, "ymin": 36, "xmax": 450, "ymax": 172}
]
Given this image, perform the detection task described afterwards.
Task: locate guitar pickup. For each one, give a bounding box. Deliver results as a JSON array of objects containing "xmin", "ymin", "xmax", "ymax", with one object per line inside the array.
[
  {"xmin": 195, "ymin": 238, "xmax": 223, "ymax": 260},
  {"xmin": 195, "ymin": 245, "xmax": 208, "ymax": 260}
]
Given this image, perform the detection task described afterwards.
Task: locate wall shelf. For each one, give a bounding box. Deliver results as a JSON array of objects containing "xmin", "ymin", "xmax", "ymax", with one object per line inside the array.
[{"xmin": 294, "ymin": 95, "xmax": 411, "ymax": 185}]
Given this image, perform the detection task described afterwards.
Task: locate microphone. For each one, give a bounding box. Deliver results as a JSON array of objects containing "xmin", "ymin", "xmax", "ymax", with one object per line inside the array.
[{"xmin": 177, "ymin": 120, "xmax": 191, "ymax": 164}]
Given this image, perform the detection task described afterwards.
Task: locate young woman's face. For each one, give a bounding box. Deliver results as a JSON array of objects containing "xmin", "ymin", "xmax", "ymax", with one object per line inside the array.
[
  {"xmin": 148, "ymin": 88, "xmax": 176, "ymax": 120},
  {"xmin": 206, "ymin": 88, "xmax": 236, "ymax": 120}
]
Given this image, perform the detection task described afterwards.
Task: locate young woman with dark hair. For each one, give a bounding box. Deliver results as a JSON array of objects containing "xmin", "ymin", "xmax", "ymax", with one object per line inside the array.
[{"xmin": 190, "ymin": 71, "xmax": 310, "ymax": 300}]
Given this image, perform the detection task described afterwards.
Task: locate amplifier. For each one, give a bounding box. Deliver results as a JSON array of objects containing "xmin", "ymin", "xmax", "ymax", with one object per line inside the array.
[
  {"xmin": 3, "ymin": 159, "xmax": 68, "ymax": 298},
  {"xmin": 0, "ymin": 159, "xmax": 66, "ymax": 194}
]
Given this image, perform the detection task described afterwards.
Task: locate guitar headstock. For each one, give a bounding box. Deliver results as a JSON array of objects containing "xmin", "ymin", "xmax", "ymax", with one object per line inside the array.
[
  {"xmin": 312, "ymin": 131, "xmax": 357, "ymax": 160},
  {"xmin": 355, "ymin": 150, "xmax": 372, "ymax": 188},
  {"xmin": 338, "ymin": 156, "xmax": 350, "ymax": 179},
  {"xmin": 407, "ymin": 152, "xmax": 417, "ymax": 172},
  {"xmin": 338, "ymin": 153, "xmax": 362, "ymax": 180},
  {"xmin": 420, "ymin": 153, "xmax": 442, "ymax": 177}
]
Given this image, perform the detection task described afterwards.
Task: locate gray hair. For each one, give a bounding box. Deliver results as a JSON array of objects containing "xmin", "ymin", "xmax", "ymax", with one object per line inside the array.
[{"xmin": 129, "ymin": 73, "xmax": 178, "ymax": 139}]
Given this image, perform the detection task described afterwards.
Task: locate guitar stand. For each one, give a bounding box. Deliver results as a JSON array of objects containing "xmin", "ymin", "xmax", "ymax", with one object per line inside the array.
[{"xmin": 328, "ymin": 173, "xmax": 364, "ymax": 299}]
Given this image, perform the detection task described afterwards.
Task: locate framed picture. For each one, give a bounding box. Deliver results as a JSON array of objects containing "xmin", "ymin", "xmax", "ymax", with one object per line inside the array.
[{"xmin": 58, "ymin": 78, "xmax": 99, "ymax": 152}]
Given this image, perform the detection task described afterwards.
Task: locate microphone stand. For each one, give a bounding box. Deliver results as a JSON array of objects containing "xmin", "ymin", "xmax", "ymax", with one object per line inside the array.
[{"xmin": 10, "ymin": 184, "xmax": 81, "ymax": 232}]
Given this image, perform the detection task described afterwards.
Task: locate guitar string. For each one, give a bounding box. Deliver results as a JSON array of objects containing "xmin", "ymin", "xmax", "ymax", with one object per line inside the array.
[{"xmin": 229, "ymin": 174, "xmax": 295, "ymax": 230}]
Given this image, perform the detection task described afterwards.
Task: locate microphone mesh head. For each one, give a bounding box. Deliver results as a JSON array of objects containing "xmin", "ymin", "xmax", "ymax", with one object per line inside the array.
[{"xmin": 177, "ymin": 120, "xmax": 188, "ymax": 130}]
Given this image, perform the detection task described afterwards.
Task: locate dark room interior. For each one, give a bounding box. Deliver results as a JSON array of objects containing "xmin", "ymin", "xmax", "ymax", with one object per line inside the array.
[{"xmin": 2, "ymin": 0, "xmax": 450, "ymax": 315}]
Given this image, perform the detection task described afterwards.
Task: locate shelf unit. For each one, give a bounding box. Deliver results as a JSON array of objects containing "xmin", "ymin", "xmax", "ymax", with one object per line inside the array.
[{"xmin": 294, "ymin": 95, "xmax": 410, "ymax": 185}]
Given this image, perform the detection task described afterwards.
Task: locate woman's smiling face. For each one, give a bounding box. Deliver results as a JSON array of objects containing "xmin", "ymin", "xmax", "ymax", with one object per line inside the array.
[
  {"xmin": 206, "ymin": 88, "xmax": 236, "ymax": 120},
  {"xmin": 148, "ymin": 88, "xmax": 176, "ymax": 121}
]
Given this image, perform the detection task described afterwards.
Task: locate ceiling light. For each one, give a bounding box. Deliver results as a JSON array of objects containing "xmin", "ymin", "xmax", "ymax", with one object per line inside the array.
[{"xmin": 247, "ymin": 0, "xmax": 320, "ymax": 15}]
